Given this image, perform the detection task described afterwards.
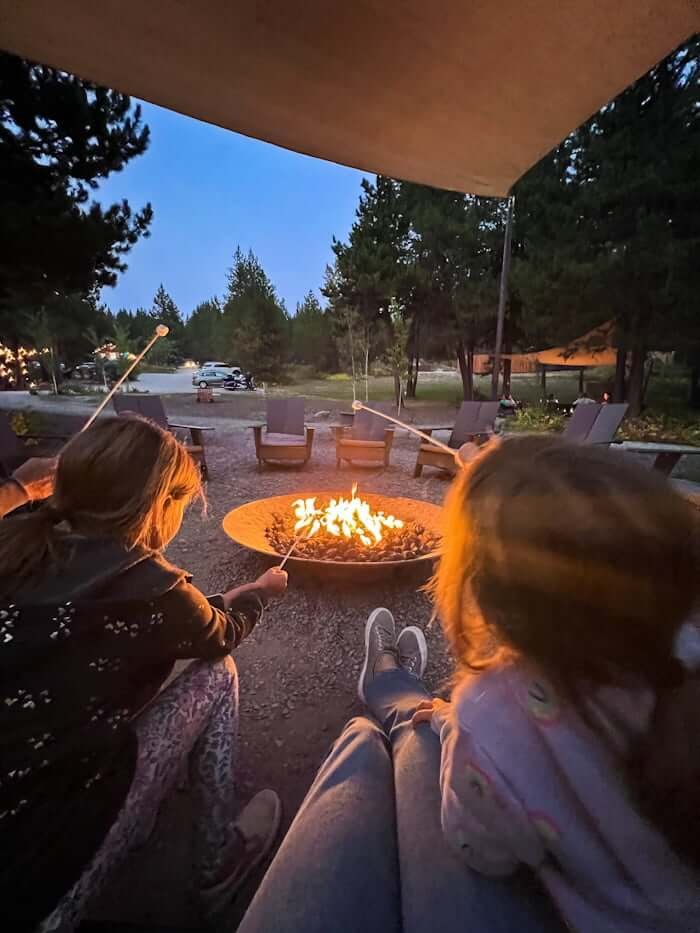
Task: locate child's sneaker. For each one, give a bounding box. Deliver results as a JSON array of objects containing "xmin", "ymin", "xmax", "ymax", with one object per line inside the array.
[
  {"xmin": 200, "ymin": 789, "xmax": 282, "ymax": 925},
  {"xmin": 397, "ymin": 626, "xmax": 428, "ymax": 679},
  {"xmin": 358, "ymin": 607, "xmax": 398, "ymax": 702}
]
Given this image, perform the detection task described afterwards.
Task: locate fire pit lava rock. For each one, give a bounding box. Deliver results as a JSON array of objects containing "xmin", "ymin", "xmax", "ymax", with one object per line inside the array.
[{"xmin": 222, "ymin": 491, "xmax": 443, "ymax": 580}]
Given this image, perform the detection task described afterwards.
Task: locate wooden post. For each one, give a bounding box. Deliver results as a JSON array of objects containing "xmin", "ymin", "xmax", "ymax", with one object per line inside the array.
[{"xmin": 491, "ymin": 196, "xmax": 515, "ymax": 400}]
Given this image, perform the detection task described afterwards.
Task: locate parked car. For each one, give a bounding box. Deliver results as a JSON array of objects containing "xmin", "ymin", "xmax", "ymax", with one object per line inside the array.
[
  {"xmin": 71, "ymin": 362, "xmax": 99, "ymax": 381},
  {"xmin": 192, "ymin": 366, "xmax": 233, "ymax": 387}
]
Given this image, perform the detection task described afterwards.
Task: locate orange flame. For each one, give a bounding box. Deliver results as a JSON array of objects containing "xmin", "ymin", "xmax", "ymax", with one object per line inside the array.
[{"xmin": 291, "ymin": 485, "xmax": 403, "ymax": 548}]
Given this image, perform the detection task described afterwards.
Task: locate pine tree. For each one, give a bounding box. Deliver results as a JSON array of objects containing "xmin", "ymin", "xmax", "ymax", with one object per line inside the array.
[
  {"xmin": 290, "ymin": 292, "xmax": 337, "ymax": 371},
  {"xmin": 183, "ymin": 298, "xmax": 223, "ymax": 363},
  {"xmin": 0, "ymin": 52, "xmax": 152, "ymax": 322},
  {"xmin": 222, "ymin": 248, "xmax": 288, "ymax": 380}
]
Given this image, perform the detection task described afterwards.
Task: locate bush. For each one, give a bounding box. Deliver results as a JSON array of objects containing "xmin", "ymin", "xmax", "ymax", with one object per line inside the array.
[
  {"xmin": 619, "ymin": 413, "xmax": 700, "ymax": 446},
  {"xmin": 10, "ymin": 410, "xmax": 44, "ymax": 437},
  {"xmin": 508, "ymin": 407, "xmax": 565, "ymax": 434}
]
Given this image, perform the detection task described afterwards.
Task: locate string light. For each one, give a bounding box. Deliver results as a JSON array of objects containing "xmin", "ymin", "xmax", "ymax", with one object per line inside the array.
[{"xmin": 0, "ymin": 342, "xmax": 40, "ymax": 387}]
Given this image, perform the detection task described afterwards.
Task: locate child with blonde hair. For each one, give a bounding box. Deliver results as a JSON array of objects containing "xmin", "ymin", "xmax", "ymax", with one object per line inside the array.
[
  {"xmin": 0, "ymin": 416, "xmax": 288, "ymax": 932},
  {"xmin": 236, "ymin": 435, "xmax": 700, "ymax": 933}
]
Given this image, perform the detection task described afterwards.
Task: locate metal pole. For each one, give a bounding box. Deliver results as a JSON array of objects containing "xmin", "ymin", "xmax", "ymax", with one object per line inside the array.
[{"xmin": 491, "ymin": 195, "xmax": 515, "ymax": 401}]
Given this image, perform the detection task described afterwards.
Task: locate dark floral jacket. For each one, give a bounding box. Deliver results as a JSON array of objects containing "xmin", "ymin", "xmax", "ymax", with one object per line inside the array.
[{"xmin": 0, "ymin": 533, "xmax": 264, "ymax": 932}]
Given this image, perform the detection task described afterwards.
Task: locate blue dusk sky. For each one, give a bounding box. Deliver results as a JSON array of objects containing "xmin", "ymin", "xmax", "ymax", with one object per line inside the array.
[{"xmin": 96, "ymin": 101, "xmax": 368, "ymax": 316}]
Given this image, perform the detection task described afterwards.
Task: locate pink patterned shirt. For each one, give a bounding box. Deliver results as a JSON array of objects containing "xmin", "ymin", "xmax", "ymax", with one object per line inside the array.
[{"xmin": 433, "ymin": 626, "xmax": 700, "ymax": 933}]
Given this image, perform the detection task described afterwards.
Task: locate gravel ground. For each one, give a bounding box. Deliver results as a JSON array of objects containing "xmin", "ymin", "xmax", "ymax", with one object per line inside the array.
[{"xmin": 89, "ymin": 414, "xmax": 457, "ymax": 931}]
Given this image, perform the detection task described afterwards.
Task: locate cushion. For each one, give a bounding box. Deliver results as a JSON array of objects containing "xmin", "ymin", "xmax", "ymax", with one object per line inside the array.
[
  {"xmin": 338, "ymin": 439, "xmax": 386, "ymax": 449},
  {"xmin": 263, "ymin": 432, "xmax": 307, "ymax": 446}
]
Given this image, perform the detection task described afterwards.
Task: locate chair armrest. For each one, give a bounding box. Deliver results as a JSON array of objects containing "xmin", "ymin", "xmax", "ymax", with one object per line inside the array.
[
  {"xmin": 384, "ymin": 428, "xmax": 395, "ymax": 450},
  {"xmin": 332, "ymin": 425, "xmax": 349, "ymax": 443},
  {"xmin": 169, "ymin": 422, "xmax": 215, "ymax": 432}
]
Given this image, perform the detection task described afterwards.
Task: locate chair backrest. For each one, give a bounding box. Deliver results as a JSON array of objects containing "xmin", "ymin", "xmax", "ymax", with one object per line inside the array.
[
  {"xmin": 475, "ymin": 401, "xmax": 500, "ymax": 435},
  {"xmin": 563, "ymin": 402, "xmax": 601, "ymax": 443},
  {"xmin": 0, "ymin": 412, "xmax": 21, "ymax": 457},
  {"xmin": 135, "ymin": 395, "xmax": 169, "ymax": 429},
  {"xmin": 585, "ymin": 403, "xmax": 628, "ymax": 445},
  {"xmin": 449, "ymin": 402, "xmax": 482, "ymax": 447},
  {"xmin": 267, "ymin": 397, "xmax": 305, "ymax": 436},
  {"xmin": 113, "ymin": 394, "xmax": 169, "ymax": 428},
  {"xmin": 351, "ymin": 405, "xmax": 390, "ymax": 442}
]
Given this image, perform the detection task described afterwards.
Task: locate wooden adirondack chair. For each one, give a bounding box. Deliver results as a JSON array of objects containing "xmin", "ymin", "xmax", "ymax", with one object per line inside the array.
[
  {"xmin": 113, "ymin": 394, "xmax": 213, "ymax": 479},
  {"xmin": 250, "ymin": 397, "xmax": 315, "ymax": 469},
  {"xmin": 334, "ymin": 404, "xmax": 394, "ymax": 468},
  {"xmin": 563, "ymin": 403, "xmax": 602, "ymax": 442},
  {"xmin": 413, "ymin": 401, "xmax": 499, "ymax": 477},
  {"xmin": 562, "ymin": 402, "xmax": 628, "ymax": 446}
]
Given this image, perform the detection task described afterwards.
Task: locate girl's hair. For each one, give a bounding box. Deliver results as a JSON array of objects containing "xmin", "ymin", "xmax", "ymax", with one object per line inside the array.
[
  {"xmin": 432, "ymin": 434, "xmax": 700, "ymax": 865},
  {"xmin": 0, "ymin": 415, "xmax": 201, "ymax": 595}
]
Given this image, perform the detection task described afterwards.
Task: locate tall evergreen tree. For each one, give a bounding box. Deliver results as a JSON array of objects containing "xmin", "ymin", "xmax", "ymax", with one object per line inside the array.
[
  {"xmin": 290, "ymin": 292, "xmax": 337, "ymax": 371},
  {"xmin": 183, "ymin": 298, "xmax": 223, "ymax": 363},
  {"xmin": 222, "ymin": 247, "xmax": 288, "ymax": 380},
  {"xmin": 513, "ymin": 36, "xmax": 699, "ymax": 414},
  {"xmin": 0, "ymin": 52, "xmax": 153, "ymax": 328}
]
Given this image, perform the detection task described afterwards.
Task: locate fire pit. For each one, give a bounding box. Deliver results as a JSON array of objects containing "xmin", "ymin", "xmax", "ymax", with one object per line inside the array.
[{"xmin": 222, "ymin": 488, "xmax": 442, "ymax": 579}]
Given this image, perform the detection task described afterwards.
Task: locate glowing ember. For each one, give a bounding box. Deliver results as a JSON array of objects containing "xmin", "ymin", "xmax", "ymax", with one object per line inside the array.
[
  {"xmin": 265, "ymin": 487, "xmax": 439, "ymax": 563},
  {"xmin": 292, "ymin": 484, "xmax": 403, "ymax": 548}
]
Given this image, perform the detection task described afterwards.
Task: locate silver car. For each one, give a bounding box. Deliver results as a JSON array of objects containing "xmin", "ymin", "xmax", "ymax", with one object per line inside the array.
[{"xmin": 192, "ymin": 366, "xmax": 235, "ymax": 387}]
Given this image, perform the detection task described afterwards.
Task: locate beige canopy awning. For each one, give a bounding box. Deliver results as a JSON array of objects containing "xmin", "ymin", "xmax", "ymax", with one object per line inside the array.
[
  {"xmin": 503, "ymin": 321, "xmax": 619, "ymax": 368},
  {"xmin": 1, "ymin": 2, "xmax": 697, "ymax": 196}
]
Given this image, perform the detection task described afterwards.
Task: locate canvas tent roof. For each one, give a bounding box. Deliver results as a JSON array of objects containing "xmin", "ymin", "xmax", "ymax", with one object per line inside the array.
[
  {"xmin": 502, "ymin": 321, "xmax": 619, "ymax": 368},
  {"xmin": 535, "ymin": 321, "xmax": 619, "ymax": 368},
  {"xmin": 1, "ymin": 1, "xmax": 697, "ymax": 196}
]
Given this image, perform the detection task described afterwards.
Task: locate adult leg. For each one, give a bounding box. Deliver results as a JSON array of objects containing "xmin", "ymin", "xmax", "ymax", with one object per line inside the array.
[
  {"xmin": 238, "ymin": 716, "xmax": 402, "ymax": 933},
  {"xmin": 367, "ymin": 669, "xmax": 562, "ymax": 933},
  {"xmin": 38, "ymin": 657, "xmax": 240, "ymax": 933}
]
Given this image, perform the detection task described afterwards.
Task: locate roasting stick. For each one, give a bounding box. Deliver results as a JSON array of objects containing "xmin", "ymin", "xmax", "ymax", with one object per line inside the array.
[
  {"xmin": 277, "ymin": 521, "xmax": 318, "ymax": 570},
  {"xmin": 350, "ymin": 400, "xmax": 461, "ymax": 462},
  {"xmin": 81, "ymin": 324, "xmax": 170, "ymax": 432}
]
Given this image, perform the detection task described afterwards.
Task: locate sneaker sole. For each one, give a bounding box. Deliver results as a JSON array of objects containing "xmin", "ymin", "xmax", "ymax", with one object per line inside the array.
[
  {"xmin": 358, "ymin": 607, "xmax": 394, "ymax": 704},
  {"xmin": 398, "ymin": 625, "xmax": 428, "ymax": 679}
]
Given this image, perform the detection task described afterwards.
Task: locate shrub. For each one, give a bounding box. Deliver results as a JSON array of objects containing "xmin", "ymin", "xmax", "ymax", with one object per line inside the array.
[
  {"xmin": 509, "ymin": 407, "xmax": 565, "ymax": 434},
  {"xmin": 619, "ymin": 414, "xmax": 700, "ymax": 446},
  {"xmin": 10, "ymin": 410, "xmax": 44, "ymax": 437}
]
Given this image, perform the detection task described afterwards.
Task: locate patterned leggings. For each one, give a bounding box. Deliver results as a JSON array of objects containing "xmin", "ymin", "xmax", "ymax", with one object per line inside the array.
[{"xmin": 38, "ymin": 657, "xmax": 239, "ymax": 933}]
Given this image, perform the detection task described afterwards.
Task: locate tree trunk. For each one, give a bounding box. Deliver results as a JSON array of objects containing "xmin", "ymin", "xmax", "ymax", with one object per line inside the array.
[
  {"xmin": 613, "ymin": 347, "xmax": 627, "ymax": 402},
  {"xmin": 689, "ymin": 365, "xmax": 700, "ymax": 410},
  {"xmin": 407, "ymin": 316, "xmax": 420, "ymax": 398},
  {"xmin": 578, "ymin": 368, "xmax": 585, "ymax": 393},
  {"xmin": 456, "ymin": 338, "xmax": 472, "ymax": 401},
  {"xmin": 540, "ymin": 364, "xmax": 547, "ymax": 399},
  {"xmin": 393, "ymin": 371, "xmax": 401, "ymax": 409},
  {"xmin": 502, "ymin": 337, "xmax": 512, "ymax": 396},
  {"xmin": 364, "ymin": 329, "xmax": 369, "ymax": 402},
  {"xmin": 642, "ymin": 357, "xmax": 655, "ymax": 406},
  {"xmin": 627, "ymin": 345, "xmax": 646, "ymax": 417}
]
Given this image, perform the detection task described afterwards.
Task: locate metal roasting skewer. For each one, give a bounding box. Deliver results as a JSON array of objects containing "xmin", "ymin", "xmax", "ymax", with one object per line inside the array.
[
  {"xmin": 278, "ymin": 535, "xmax": 301, "ymax": 570},
  {"xmin": 80, "ymin": 324, "xmax": 170, "ymax": 432},
  {"xmin": 350, "ymin": 400, "xmax": 461, "ymax": 461}
]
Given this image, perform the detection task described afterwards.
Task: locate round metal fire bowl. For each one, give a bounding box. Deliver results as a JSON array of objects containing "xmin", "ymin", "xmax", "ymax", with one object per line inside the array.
[{"xmin": 222, "ymin": 491, "xmax": 442, "ymax": 581}]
